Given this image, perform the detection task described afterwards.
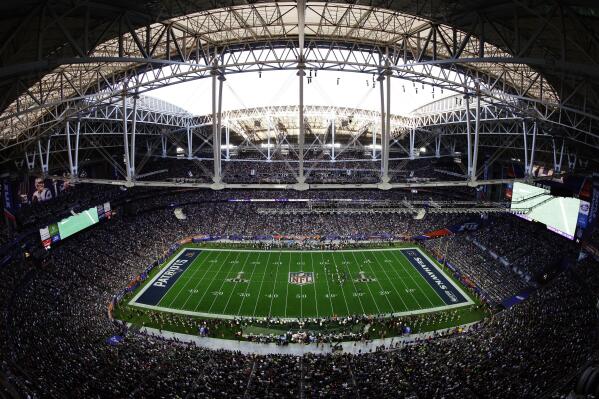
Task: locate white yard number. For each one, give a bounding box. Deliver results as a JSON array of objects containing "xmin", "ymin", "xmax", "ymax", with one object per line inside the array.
[
  {"xmin": 266, "ymin": 293, "xmax": 279, "ymax": 298},
  {"xmin": 188, "ymin": 289, "xmax": 199, "ymax": 294},
  {"xmin": 296, "ymin": 294, "xmax": 307, "ymax": 299},
  {"xmin": 353, "ymin": 292, "xmax": 365, "ymax": 297},
  {"xmin": 239, "ymin": 293, "xmax": 250, "ymax": 297},
  {"xmin": 325, "ymin": 294, "xmax": 337, "ymax": 298},
  {"xmin": 405, "ymin": 288, "xmax": 416, "ymax": 293},
  {"xmin": 379, "ymin": 290, "xmax": 390, "ymax": 295},
  {"xmin": 212, "ymin": 291, "xmax": 224, "ymax": 296}
]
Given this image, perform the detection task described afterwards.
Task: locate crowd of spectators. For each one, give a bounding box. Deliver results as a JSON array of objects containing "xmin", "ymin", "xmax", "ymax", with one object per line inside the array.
[
  {"xmin": 424, "ymin": 236, "xmax": 531, "ymax": 304},
  {"xmin": 0, "ymin": 183, "xmax": 596, "ymax": 398},
  {"xmin": 471, "ymin": 214, "xmax": 577, "ymax": 280}
]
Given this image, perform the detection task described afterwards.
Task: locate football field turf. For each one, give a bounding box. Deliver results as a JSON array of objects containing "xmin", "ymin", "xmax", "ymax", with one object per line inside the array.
[{"xmin": 129, "ymin": 246, "xmax": 474, "ymax": 320}]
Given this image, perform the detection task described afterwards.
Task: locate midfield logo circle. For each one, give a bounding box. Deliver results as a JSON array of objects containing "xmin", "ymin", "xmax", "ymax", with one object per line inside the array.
[{"xmin": 289, "ymin": 272, "xmax": 315, "ymax": 285}]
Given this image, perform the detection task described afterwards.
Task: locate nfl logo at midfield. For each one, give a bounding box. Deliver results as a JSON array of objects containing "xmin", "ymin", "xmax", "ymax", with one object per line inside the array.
[{"xmin": 289, "ymin": 272, "xmax": 314, "ymax": 285}]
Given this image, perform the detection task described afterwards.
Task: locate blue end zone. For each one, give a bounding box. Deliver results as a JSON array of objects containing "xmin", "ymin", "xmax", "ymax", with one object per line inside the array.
[
  {"xmin": 400, "ymin": 249, "xmax": 468, "ymax": 305},
  {"xmin": 133, "ymin": 249, "xmax": 201, "ymax": 306}
]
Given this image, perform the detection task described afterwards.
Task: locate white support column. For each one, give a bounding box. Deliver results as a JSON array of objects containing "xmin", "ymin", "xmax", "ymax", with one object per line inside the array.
[
  {"xmin": 552, "ymin": 139, "xmax": 557, "ymax": 173},
  {"xmin": 409, "ymin": 128, "xmax": 415, "ymax": 160},
  {"xmin": 225, "ymin": 122, "xmax": 230, "ymax": 161},
  {"xmin": 37, "ymin": 137, "xmax": 50, "ymax": 176},
  {"xmin": 384, "ymin": 64, "xmax": 391, "ymax": 180},
  {"xmin": 122, "ymin": 90, "xmax": 132, "ymax": 184},
  {"xmin": 211, "ymin": 65, "xmax": 223, "ymax": 185},
  {"xmin": 567, "ymin": 150, "xmax": 577, "ymax": 171},
  {"xmin": 331, "ymin": 117, "xmax": 336, "ymax": 161},
  {"xmin": 37, "ymin": 139, "xmax": 50, "ymax": 175},
  {"xmin": 471, "ymin": 87, "xmax": 481, "ymax": 181},
  {"xmin": 130, "ymin": 94, "xmax": 138, "ymax": 178},
  {"xmin": 557, "ymin": 139, "xmax": 564, "ymax": 173},
  {"xmin": 217, "ymin": 73, "xmax": 226, "ymax": 155},
  {"xmin": 66, "ymin": 120, "xmax": 80, "ymax": 177},
  {"xmin": 529, "ymin": 120, "xmax": 537, "ymax": 175},
  {"xmin": 66, "ymin": 120, "xmax": 74, "ymax": 176},
  {"xmin": 186, "ymin": 125, "xmax": 193, "ymax": 159},
  {"xmin": 465, "ymin": 91, "xmax": 472, "ymax": 176},
  {"xmin": 296, "ymin": 0, "xmax": 307, "ymax": 189},
  {"xmin": 378, "ymin": 73, "xmax": 385, "ymax": 175},
  {"xmin": 25, "ymin": 151, "xmax": 35, "ymax": 171},
  {"xmin": 74, "ymin": 119, "xmax": 80, "ymax": 177},
  {"xmin": 522, "ymin": 120, "xmax": 529, "ymax": 175},
  {"xmin": 45, "ymin": 139, "xmax": 51, "ymax": 172},
  {"xmin": 372, "ymin": 120, "xmax": 377, "ymax": 160},
  {"xmin": 435, "ymin": 134, "xmax": 441, "ymax": 158},
  {"xmin": 37, "ymin": 141, "xmax": 44, "ymax": 173},
  {"xmin": 297, "ymin": 65, "xmax": 306, "ymax": 184},
  {"xmin": 161, "ymin": 134, "xmax": 167, "ymax": 158}
]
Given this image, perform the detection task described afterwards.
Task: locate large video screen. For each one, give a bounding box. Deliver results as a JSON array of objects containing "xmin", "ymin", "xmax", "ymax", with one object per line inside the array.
[
  {"xmin": 40, "ymin": 202, "xmax": 110, "ymax": 249},
  {"xmin": 57, "ymin": 207, "xmax": 99, "ymax": 240},
  {"xmin": 510, "ymin": 182, "xmax": 581, "ymax": 239}
]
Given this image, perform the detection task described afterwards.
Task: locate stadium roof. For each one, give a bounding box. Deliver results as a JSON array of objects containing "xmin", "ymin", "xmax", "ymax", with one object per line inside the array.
[{"xmin": 0, "ymin": 0, "xmax": 598, "ymax": 177}]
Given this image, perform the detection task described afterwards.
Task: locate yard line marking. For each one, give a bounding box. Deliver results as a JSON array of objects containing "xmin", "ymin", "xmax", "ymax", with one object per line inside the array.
[
  {"xmin": 309, "ymin": 252, "xmax": 319, "ymax": 319},
  {"xmin": 345, "ymin": 251, "xmax": 380, "ymax": 314},
  {"xmin": 268, "ymin": 251, "xmax": 283, "ymax": 317},
  {"xmin": 321, "ymin": 252, "xmax": 344, "ymax": 316},
  {"xmin": 252, "ymin": 251, "xmax": 271, "ymax": 317},
  {"xmin": 128, "ymin": 246, "xmax": 475, "ymax": 321},
  {"xmin": 369, "ymin": 251, "xmax": 410, "ymax": 311},
  {"xmin": 388, "ymin": 250, "xmax": 439, "ymax": 308},
  {"xmin": 300, "ymin": 252, "xmax": 303, "ymax": 319},
  {"xmin": 393, "ymin": 249, "xmax": 446, "ymax": 307},
  {"xmin": 337, "ymin": 252, "xmax": 368, "ymax": 315},
  {"xmin": 193, "ymin": 248, "xmax": 429, "ymax": 253},
  {"xmin": 221, "ymin": 251, "xmax": 254, "ymax": 314},
  {"xmin": 352, "ymin": 251, "xmax": 396, "ymax": 312},
  {"xmin": 405, "ymin": 247, "xmax": 474, "ymax": 306},
  {"xmin": 378, "ymin": 250, "xmax": 425, "ymax": 309},
  {"xmin": 210, "ymin": 252, "xmax": 251, "ymax": 314},
  {"xmin": 131, "ymin": 298, "xmax": 472, "ymax": 321},
  {"xmin": 285, "ymin": 252, "xmax": 291, "ymax": 318},
  {"xmin": 236, "ymin": 252, "xmax": 263, "ymax": 316},
  {"xmin": 129, "ymin": 247, "xmax": 203, "ymax": 306},
  {"xmin": 162, "ymin": 250, "xmax": 223, "ymax": 309},
  {"xmin": 192, "ymin": 251, "xmax": 240, "ymax": 312}
]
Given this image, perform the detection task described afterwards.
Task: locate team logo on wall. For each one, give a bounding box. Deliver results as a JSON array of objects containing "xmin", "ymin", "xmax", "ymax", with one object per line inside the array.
[{"xmin": 289, "ymin": 272, "xmax": 314, "ymax": 285}]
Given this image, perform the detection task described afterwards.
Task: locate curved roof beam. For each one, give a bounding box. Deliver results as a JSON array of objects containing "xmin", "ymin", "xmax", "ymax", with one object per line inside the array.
[{"xmin": 0, "ymin": 2, "xmax": 581, "ymax": 150}]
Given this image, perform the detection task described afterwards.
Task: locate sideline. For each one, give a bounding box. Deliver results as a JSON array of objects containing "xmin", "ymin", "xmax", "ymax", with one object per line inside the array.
[{"xmin": 133, "ymin": 321, "xmax": 481, "ymax": 356}]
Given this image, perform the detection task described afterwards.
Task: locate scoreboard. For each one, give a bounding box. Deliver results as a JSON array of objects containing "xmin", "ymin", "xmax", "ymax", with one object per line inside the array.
[{"xmin": 40, "ymin": 202, "xmax": 111, "ymax": 249}]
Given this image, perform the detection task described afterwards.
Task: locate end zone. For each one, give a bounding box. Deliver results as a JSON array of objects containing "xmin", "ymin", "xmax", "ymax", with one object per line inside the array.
[
  {"xmin": 401, "ymin": 248, "xmax": 473, "ymax": 306},
  {"xmin": 129, "ymin": 248, "xmax": 202, "ymax": 306}
]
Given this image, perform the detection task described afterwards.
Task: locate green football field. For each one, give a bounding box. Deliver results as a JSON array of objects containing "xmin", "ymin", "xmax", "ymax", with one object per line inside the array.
[{"xmin": 128, "ymin": 246, "xmax": 474, "ymax": 320}]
